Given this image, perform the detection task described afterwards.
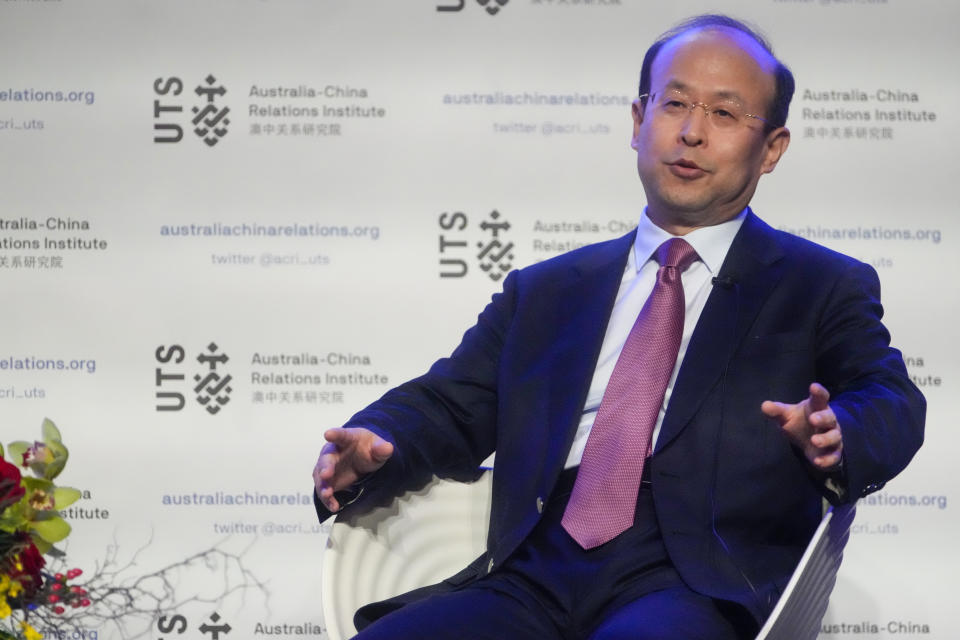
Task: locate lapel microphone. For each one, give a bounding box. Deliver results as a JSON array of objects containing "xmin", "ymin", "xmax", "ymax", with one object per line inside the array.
[{"xmin": 711, "ymin": 275, "xmax": 737, "ymax": 289}]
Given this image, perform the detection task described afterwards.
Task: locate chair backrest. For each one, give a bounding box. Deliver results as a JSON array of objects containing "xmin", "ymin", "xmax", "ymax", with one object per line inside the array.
[
  {"xmin": 754, "ymin": 502, "xmax": 856, "ymax": 640},
  {"xmin": 321, "ymin": 472, "xmax": 493, "ymax": 640}
]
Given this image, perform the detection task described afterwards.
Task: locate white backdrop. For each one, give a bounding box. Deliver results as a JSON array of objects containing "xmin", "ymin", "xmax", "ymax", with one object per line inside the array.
[{"xmin": 1, "ymin": 1, "xmax": 954, "ymax": 638}]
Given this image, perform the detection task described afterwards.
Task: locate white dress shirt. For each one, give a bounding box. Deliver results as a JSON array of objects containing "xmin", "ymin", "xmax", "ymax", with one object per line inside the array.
[{"xmin": 563, "ymin": 209, "xmax": 746, "ymax": 469}]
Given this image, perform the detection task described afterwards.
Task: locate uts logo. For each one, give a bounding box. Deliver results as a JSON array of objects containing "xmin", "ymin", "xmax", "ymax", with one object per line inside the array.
[
  {"xmin": 156, "ymin": 611, "xmax": 232, "ymax": 640},
  {"xmin": 437, "ymin": 0, "xmax": 509, "ymax": 16},
  {"xmin": 155, "ymin": 343, "xmax": 233, "ymax": 415},
  {"xmin": 438, "ymin": 209, "xmax": 515, "ymax": 281},
  {"xmin": 153, "ymin": 75, "xmax": 231, "ymax": 146}
]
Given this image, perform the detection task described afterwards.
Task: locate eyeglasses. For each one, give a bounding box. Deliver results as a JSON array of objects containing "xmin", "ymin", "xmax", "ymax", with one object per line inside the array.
[{"xmin": 639, "ymin": 91, "xmax": 769, "ymax": 129}]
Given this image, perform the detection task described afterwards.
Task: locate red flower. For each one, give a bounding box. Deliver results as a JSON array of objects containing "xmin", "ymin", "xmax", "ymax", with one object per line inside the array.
[
  {"xmin": 0, "ymin": 457, "xmax": 25, "ymax": 511},
  {"xmin": 1, "ymin": 532, "xmax": 46, "ymax": 598}
]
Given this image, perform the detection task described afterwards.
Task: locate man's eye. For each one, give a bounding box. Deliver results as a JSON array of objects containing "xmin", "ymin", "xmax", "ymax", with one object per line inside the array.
[
  {"xmin": 712, "ymin": 109, "xmax": 736, "ymax": 119},
  {"xmin": 663, "ymin": 100, "xmax": 687, "ymax": 110}
]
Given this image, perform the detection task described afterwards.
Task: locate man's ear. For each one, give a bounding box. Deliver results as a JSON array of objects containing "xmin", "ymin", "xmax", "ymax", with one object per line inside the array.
[
  {"xmin": 760, "ymin": 126, "xmax": 791, "ymax": 174},
  {"xmin": 630, "ymin": 98, "xmax": 645, "ymax": 150}
]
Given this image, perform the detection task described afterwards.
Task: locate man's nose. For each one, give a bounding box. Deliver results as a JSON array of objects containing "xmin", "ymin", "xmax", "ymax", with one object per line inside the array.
[{"xmin": 679, "ymin": 107, "xmax": 707, "ymax": 146}]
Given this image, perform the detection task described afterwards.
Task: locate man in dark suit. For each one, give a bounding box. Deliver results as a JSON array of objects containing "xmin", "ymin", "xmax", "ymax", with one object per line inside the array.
[{"xmin": 313, "ymin": 14, "xmax": 924, "ymax": 640}]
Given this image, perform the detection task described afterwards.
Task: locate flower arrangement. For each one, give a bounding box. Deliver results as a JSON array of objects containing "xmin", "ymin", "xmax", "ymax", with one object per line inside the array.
[
  {"xmin": 1, "ymin": 419, "xmax": 84, "ymax": 640},
  {"xmin": 3, "ymin": 421, "xmax": 268, "ymax": 640}
]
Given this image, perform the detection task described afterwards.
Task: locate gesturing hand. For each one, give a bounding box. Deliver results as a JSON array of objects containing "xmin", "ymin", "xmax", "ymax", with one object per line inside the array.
[
  {"xmin": 761, "ymin": 382, "xmax": 844, "ymax": 470},
  {"xmin": 313, "ymin": 427, "xmax": 394, "ymax": 512}
]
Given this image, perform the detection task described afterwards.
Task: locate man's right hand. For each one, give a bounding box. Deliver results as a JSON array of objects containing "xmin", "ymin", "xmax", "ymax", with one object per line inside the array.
[{"xmin": 313, "ymin": 427, "xmax": 394, "ymax": 512}]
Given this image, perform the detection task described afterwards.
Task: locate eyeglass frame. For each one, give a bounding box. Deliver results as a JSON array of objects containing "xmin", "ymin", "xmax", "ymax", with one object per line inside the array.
[{"xmin": 638, "ymin": 91, "xmax": 770, "ymax": 128}]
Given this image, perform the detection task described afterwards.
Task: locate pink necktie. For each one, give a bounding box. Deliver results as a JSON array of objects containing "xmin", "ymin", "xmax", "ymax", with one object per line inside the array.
[{"xmin": 562, "ymin": 238, "xmax": 699, "ymax": 549}]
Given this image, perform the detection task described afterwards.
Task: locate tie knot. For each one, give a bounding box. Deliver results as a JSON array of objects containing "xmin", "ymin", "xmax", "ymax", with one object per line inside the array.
[{"xmin": 655, "ymin": 238, "xmax": 698, "ymax": 271}]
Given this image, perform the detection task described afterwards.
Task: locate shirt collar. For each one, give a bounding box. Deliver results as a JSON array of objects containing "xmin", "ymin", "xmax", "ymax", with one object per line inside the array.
[{"xmin": 632, "ymin": 207, "xmax": 748, "ymax": 274}]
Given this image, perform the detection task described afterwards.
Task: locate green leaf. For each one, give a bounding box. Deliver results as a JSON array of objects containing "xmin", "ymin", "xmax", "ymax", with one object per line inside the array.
[
  {"xmin": 0, "ymin": 500, "xmax": 26, "ymax": 526},
  {"xmin": 45, "ymin": 460, "xmax": 66, "ymax": 480},
  {"xmin": 45, "ymin": 447, "xmax": 68, "ymax": 480},
  {"xmin": 0, "ymin": 516, "xmax": 22, "ymax": 533},
  {"xmin": 32, "ymin": 535, "xmax": 53, "ymax": 554},
  {"xmin": 46, "ymin": 439, "xmax": 68, "ymax": 459},
  {"xmin": 44, "ymin": 437, "xmax": 70, "ymax": 481},
  {"xmin": 7, "ymin": 440, "xmax": 29, "ymax": 464},
  {"xmin": 21, "ymin": 476, "xmax": 53, "ymax": 492},
  {"xmin": 54, "ymin": 487, "xmax": 82, "ymax": 510},
  {"xmin": 0, "ymin": 442, "xmax": 4, "ymax": 458},
  {"xmin": 29, "ymin": 515, "xmax": 71, "ymax": 543},
  {"xmin": 42, "ymin": 417, "xmax": 63, "ymax": 443}
]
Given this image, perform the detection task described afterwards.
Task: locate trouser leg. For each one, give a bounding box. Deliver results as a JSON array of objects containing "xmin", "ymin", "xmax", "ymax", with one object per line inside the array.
[
  {"xmin": 586, "ymin": 585, "xmax": 750, "ymax": 640},
  {"xmin": 352, "ymin": 581, "xmax": 564, "ymax": 640}
]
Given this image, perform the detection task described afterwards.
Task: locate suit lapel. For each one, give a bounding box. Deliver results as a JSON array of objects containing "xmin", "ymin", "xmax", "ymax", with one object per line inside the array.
[
  {"xmin": 655, "ymin": 211, "xmax": 787, "ymax": 452},
  {"xmin": 543, "ymin": 231, "xmax": 635, "ymax": 466}
]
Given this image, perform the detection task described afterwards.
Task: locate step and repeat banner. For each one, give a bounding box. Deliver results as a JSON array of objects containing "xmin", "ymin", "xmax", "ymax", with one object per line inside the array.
[{"xmin": 1, "ymin": 1, "xmax": 955, "ymax": 638}]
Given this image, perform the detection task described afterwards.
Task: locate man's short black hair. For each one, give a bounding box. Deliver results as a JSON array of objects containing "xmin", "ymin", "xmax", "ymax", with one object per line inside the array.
[{"xmin": 637, "ymin": 14, "xmax": 795, "ymax": 130}]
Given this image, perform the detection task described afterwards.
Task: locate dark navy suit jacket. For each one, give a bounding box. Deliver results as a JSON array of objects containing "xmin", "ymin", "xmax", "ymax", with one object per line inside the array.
[{"xmin": 316, "ymin": 210, "xmax": 925, "ymax": 626}]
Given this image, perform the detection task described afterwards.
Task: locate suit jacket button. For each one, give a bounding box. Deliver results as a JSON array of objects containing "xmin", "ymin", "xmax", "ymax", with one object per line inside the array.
[{"xmin": 536, "ymin": 497, "xmax": 544, "ymax": 514}]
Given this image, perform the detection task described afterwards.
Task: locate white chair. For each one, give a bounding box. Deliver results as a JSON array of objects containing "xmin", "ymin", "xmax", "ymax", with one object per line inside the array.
[
  {"xmin": 321, "ymin": 471, "xmax": 494, "ymax": 640},
  {"xmin": 321, "ymin": 472, "xmax": 854, "ymax": 640},
  {"xmin": 754, "ymin": 501, "xmax": 856, "ymax": 640}
]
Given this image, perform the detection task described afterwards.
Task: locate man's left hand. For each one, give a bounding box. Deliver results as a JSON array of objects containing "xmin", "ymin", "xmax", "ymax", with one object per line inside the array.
[{"xmin": 761, "ymin": 382, "xmax": 843, "ymax": 470}]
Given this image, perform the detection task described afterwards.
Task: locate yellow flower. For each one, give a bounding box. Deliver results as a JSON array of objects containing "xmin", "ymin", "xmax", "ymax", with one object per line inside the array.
[
  {"xmin": 21, "ymin": 620, "xmax": 43, "ymax": 640},
  {"xmin": 1, "ymin": 575, "xmax": 28, "ymax": 617}
]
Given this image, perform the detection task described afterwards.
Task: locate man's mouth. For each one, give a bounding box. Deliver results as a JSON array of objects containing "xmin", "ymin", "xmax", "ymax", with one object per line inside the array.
[
  {"xmin": 672, "ymin": 159, "xmax": 704, "ymax": 170},
  {"xmin": 668, "ymin": 158, "xmax": 707, "ymax": 178}
]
